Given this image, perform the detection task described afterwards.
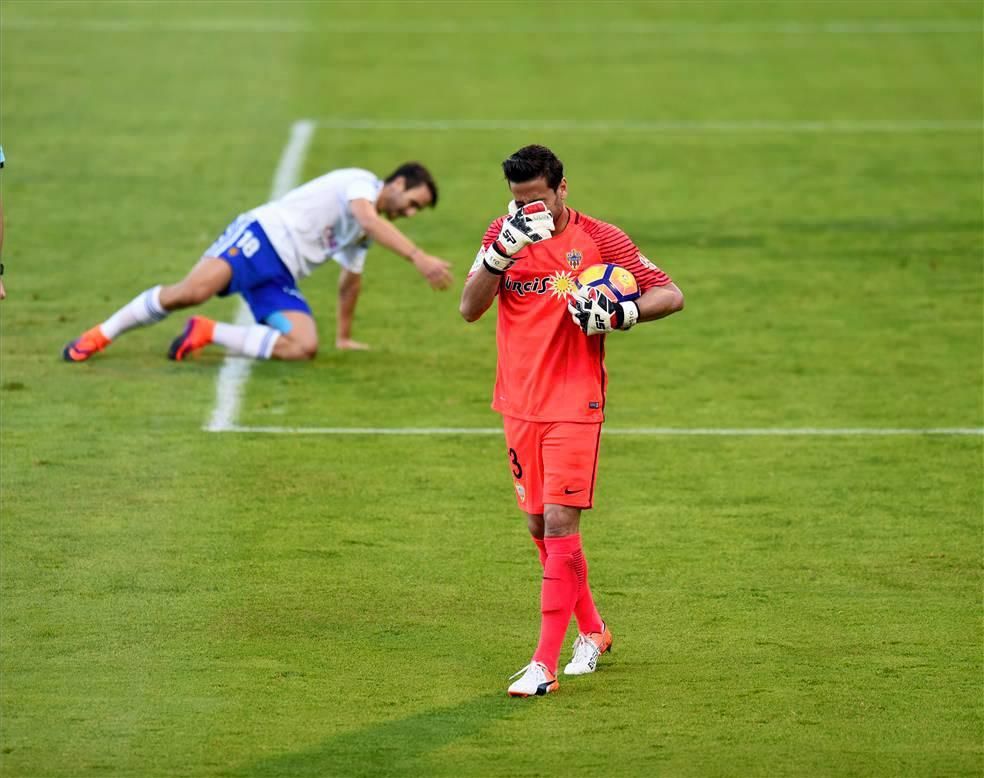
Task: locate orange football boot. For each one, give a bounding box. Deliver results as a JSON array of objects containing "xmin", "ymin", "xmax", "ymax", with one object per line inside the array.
[
  {"xmin": 168, "ymin": 316, "xmax": 216, "ymax": 361},
  {"xmin": 63, "ymin": 326, "xmax": 111, "ymax": 362}
]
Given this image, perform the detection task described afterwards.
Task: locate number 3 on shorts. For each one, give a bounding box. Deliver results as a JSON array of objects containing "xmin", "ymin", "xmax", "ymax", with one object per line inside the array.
[{"xmin": 508, "ymin": 448, "xmax": 523, "ymax": 479}]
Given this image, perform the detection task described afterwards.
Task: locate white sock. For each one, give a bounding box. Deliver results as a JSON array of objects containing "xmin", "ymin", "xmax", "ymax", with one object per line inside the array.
[
  {"xmin": 213, "ymin": 322, "xmax": 281, "ymax": 359},
  {"xmin": 100, "ymin": 286, "xmax": 167, "ymax": 340}
]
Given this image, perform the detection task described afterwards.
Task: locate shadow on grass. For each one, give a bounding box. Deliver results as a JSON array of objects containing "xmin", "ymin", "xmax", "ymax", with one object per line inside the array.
[{"xmin": 226, "ymin": 693, "xmax": 522, "ymax": 778}]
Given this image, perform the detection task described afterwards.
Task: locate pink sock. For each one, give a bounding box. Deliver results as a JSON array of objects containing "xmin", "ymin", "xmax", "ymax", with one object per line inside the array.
[
  {"xmin": 532, "ymin": 534, "xmax": 584, "ymax": 673},
  {"xmin": 532, "ymin": 537, "xmax": 548, "ymax": 567},
  {"xmin": 534, "ymin": 535, "xmax": 603, "ymax": 635},
  {"xmin": 573, "ymin": 551, "xmax": 604, "ymax": 635}
]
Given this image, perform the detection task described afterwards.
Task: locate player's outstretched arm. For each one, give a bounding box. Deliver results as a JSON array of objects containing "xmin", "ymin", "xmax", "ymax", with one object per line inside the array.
[{"xmin": 350, "ymin": 199, "xmax": 452, "ymax": 290}]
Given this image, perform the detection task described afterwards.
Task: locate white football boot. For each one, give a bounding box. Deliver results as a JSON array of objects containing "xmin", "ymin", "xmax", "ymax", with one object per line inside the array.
[
  {"xmin": 563, "ymin": 623, "xmax": 613, "ymax": 675},
  {"xmin": 507, "ymin": 660, "xmax": 559, "ymax": 697}
]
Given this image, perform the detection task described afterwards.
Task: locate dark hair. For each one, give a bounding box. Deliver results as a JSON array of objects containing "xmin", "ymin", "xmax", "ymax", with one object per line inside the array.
[
  {"xmin": 385, "ymin": 162, "xmax": 438, "ymax": 207},
  {"xmin": 502, "ymin": 145, "xmax": 564, "ymax": 190}
]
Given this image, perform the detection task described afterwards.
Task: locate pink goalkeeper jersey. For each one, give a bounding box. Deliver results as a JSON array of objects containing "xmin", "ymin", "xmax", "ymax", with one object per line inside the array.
[{"xmin": 473, "ymin": 208, "xmax": 673, "ymax": 422}]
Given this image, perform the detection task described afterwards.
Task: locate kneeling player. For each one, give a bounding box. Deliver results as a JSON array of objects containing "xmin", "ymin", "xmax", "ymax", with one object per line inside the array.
[{"xmin": 64, "ymin": 163, "xmax": 452, "ymax": 363}]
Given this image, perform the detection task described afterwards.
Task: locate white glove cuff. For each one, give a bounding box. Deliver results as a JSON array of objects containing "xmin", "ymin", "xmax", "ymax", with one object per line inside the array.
[
  {"xmin": 619, "ymin": 300, "xmax": 640, "ymax": 330},
  {"xmin": 481, "ymin": 245, "xmax": 513, "ymax": 275}
]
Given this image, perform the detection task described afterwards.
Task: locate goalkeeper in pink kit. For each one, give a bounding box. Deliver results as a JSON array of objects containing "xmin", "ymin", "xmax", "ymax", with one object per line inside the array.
[{"xmin": 460, "ymin": 145, "xmax": 684, "ymax": 697}]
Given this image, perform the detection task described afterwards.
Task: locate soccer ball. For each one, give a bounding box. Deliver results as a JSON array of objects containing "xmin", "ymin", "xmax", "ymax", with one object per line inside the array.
[{"xmin": 575, "ymin": 263, "xmax": 640, "ymax": 304}]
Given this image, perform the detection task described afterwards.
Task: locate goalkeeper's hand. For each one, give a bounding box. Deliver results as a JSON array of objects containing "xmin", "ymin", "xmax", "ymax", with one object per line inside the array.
[
  {"xmin": 482, "ymin": 201, "xmax": 554, "ymax": 275},
  {"xmin": 568, "ymin": 287, "xmax": 640, "ymax": 335}
]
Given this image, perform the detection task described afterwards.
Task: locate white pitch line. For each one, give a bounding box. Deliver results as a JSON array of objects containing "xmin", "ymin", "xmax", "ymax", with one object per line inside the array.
[
  {"xmin": 216, "ymin": 426, "xmax": 984, "ymax": 437},
  {"xmin": 204, "ymin": 119, "xmax": 316, "ymax": 433},
  {"xmin": 4, "ymin": 18, "xmax": 981, "ymax": 34},
  {"xmin": 315, "ymin": 118, "xmax": 983, "ymax": 134}
]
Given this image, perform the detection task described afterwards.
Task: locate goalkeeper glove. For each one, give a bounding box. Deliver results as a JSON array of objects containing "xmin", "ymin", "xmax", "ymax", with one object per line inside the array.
[
  {"xmin": 482, "ymin": 201, "xmax": 554, "ymax": 275},
  {"xmin": 568, "ymin": 287, "xmax": 640, "ymax": 335}
]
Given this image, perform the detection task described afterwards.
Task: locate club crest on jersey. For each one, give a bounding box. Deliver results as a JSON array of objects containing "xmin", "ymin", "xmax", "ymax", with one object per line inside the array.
[
  {"xmin": 566, "ymin": 249, "xmax": 583, "ymax": 271},
  {"xmin": 515, "ymin": 482, "xmax": 526, "ymax": 503}
]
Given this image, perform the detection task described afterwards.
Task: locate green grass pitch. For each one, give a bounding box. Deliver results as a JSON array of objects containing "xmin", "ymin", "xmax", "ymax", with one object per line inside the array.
[{"xmin": 1, "ymin": 1, "xmax": 982, "ymax": 775}]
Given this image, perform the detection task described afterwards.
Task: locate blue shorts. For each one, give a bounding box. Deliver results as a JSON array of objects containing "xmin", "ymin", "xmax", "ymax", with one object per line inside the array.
[{"xmin": 205, "ymin": 215, "xmax": 311, "ymax": 325}]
